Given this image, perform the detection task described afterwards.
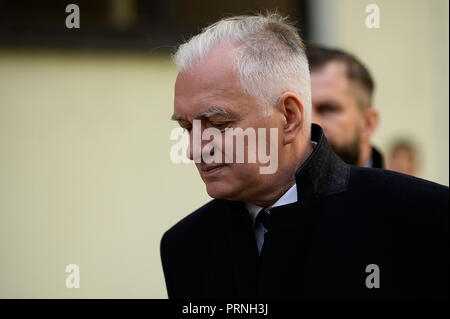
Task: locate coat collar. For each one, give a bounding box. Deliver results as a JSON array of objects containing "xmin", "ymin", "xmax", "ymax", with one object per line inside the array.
[
  {"xmin": 294, "ymin": 124, "xmax": 350, "ymax": 200},
  {"xmin": 223, "ymin": 124, "xmax": 350, "ymax": 296},
  {"xmin": 370, "ymin": 145, "xmax": 385, "ymax": 169}
]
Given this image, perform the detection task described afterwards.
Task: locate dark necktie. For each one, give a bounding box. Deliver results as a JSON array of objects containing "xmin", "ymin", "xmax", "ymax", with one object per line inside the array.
[{"xmin": 253, "ymin": 207, "xmax": 271, "ymax": 255}]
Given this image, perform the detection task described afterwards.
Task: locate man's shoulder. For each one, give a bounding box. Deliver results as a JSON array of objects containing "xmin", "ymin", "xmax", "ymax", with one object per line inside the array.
[
  {"xmin": 349, "ymin": 166, "xmax": 448, "ymax": 194},
  {"xmin": 347, "ymin": 166, "xmax": 448, "ymax": 211},
  {"xmin": 161, "ymin": 199, "xmax": 229, "ymax": 247}
]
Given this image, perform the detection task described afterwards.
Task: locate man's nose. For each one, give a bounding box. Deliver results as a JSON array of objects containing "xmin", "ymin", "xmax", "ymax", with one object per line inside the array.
[
  {"xmin": 187, "ymin": 132, "xmax": 198, "ymax": 161},
  {"xmin": 186, "ymin": 131, "xmax": 214, "ymax": 162},
  {"xmin": 187, "ymin": 137, "xmax": 194, "ymax": 161}
]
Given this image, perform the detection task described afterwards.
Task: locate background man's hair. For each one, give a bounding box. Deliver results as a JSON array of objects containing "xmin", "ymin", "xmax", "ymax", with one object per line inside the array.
[
  {"xmin": 173, "ymin": 12, "xmax": 312, "ymax": 134},
  {"xmin": 390, "ymin": 139, "xmax": 416, "ymax": 155},
  {"xmin": 306, "ymin": 45, "xmax": 375, "ymax": 109}
]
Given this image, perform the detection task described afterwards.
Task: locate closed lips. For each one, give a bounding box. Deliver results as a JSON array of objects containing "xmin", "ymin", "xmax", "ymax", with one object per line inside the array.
[{"xmin": 201, "ymin": 164, "xmax": 226, "ymax": 172}]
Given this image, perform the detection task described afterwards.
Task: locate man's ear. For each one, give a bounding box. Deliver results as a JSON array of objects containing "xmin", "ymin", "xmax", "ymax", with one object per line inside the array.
[
  {"xmin": 361, "ymin": 107, "xmax": 379, "ymax": 142},
  {"xmin": 278, "ymin": 92, "xmax": 304, "ymax": 145}
]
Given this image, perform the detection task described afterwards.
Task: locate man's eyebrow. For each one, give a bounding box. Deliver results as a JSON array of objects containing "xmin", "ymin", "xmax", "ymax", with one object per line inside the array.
[
  {"xmin": 171, "ymin": 107, "xmax": 238, "ymax": 121},
  {"xmin": 170, "ymin": 114, "xmax": 185, "ymax": 121},
  {"xmin": 198, "ymin": 107, "xmax": 232, "ymax": 119}
]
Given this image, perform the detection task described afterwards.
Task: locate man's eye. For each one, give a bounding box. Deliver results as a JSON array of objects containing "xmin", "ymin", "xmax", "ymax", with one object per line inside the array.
[
  {"xmin": 318, "ymin": 105, "xmax": 338, "ymax": 114},
  {"xmin": 205, "ymin": 122, "xmax": 229, "ymax": 130},
  {"xmin": 213, "ymin": 123, "xmax": 228, "ymax": 129}
]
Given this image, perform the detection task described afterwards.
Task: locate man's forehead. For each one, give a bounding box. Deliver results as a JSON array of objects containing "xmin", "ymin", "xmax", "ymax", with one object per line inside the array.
[
  {"xmin": 311, "ymin": 61, "xmax": 351, "ymax": 91},
  {"xmin": 188, "ymin": 41, "xmax": 237, "ymax": 69},
  {"xmin": 175, "ymin": 69, "xmax": 238, "ymax": 98},
  {"xmin": 312, "ymin": 61, "xmax": 348, "ymax": 80},
  {"xmin": 175, "ymin": 45, "xmax": 242, "ymax": 111},
  {"xmin": 173, "ymin": 49, "xmax": 247, "ymax": 121},
  {"xmin": 174, "ymin": 83, "xmax": 241, "ymax": 116}
]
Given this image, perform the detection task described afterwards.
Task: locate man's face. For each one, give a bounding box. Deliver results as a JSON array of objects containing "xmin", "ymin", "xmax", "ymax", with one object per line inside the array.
[
  {"xmin": 173, "ymin": 43, "xmax": 282, "ymax": 201},
  {"xmin": 389, "ymin": 147, "xmax": 415, "ymax": 176},
  {"xmin": 311, "ymin": 61, "xmax": 363, "ymax": 165}
]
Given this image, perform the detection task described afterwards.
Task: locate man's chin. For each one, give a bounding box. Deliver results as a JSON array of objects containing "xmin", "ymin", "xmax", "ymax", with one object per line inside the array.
[{"xmin": 205, "ymin": 181, "xmax": 240, "ymax": 200}]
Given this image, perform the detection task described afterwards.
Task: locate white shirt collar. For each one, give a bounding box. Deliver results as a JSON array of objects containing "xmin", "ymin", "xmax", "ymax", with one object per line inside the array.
[
  {"xmin": 246, "ymin": 183, "xmax": 298, "ymax": 226},
  {"xmin": 245, "ymin": 141, "xmax": 316, "ymax": 225},
  {"xmin": 364, "ymin": 158, "xmax": 373, "ymax": 168}
]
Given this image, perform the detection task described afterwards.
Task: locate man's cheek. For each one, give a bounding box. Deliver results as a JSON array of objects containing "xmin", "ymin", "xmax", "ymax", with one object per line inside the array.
[
  {"xmin": 324, "ymin": 128, "xmax": 344, "ymax": 150},
  {"xmin": 321, "ymin": 122, "xmax": 337, "ymax": 143},
  {"xmin": 328, "ymin": 116, "xmax": 349, "ymax": 142}
]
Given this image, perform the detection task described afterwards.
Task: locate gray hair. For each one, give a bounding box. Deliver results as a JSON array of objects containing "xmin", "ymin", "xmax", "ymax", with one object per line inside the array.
[{"xmin": 173, "ymin": 13, "xmax": 312, "ymax": 134}]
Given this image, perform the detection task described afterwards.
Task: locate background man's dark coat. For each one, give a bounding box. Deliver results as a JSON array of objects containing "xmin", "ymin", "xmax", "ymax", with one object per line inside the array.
[
  {"xmin": 370, "ymin": 145, "xmax": 384, "ymax": 168},
  {"xmin": 161, "ymin": 124, "xmax": 448, "ymax": 298}
]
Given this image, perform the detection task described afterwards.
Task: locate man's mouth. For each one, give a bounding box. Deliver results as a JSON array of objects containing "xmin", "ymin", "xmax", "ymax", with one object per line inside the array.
[{"xmin": 200, "ymin": 164, "xmax": 227, "ymax": 176}]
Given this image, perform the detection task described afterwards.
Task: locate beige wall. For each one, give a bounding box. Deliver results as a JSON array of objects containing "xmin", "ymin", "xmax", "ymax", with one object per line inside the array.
[
  {"xmin": 310, "ymin": 0, "xmax": 449, "ymax": 185},
  {"xmin": 0, "ymin": 0, "xmax": 448, "ymax": 299},
  {"xmin": 0, "ymin": 51, "xmax": 210, "ymax": 298}
]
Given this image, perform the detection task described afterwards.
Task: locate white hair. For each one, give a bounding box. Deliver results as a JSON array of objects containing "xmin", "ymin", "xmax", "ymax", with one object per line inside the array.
[{"xmin": 173, "ymin": 13, "xmax": 312, "ymax": 135}]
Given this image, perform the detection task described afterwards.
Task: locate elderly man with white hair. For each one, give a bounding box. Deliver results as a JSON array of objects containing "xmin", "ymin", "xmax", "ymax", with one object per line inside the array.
[{"xmin": 161, "ymin": 13, "xmax": 448, "ymax": 298}]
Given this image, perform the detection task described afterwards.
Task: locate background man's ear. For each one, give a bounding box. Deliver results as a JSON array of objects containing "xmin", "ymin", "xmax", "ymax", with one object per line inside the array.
[
  {"xmin": 361, "ymin": 107, "xmax": 379, "ymax": 142},
  {"xmin": 279, "ymin": 93, "xmax": 304, "ymax": 145}
]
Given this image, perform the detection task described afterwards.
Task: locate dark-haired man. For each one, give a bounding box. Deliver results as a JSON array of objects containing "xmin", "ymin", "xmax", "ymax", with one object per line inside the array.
[{"xmin": 308, "ymin": 46, "xmax": 384, "ymax": 168}]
